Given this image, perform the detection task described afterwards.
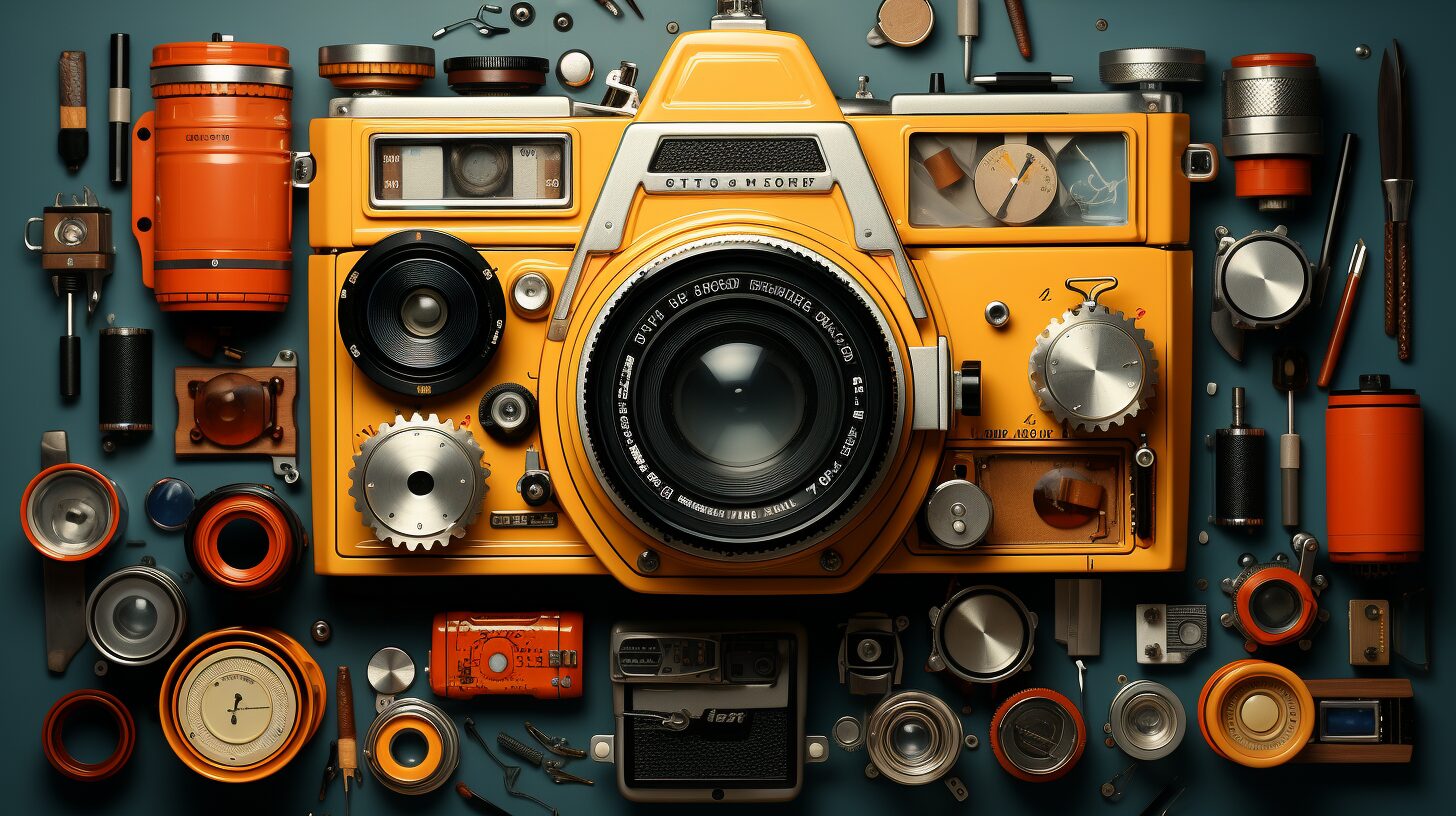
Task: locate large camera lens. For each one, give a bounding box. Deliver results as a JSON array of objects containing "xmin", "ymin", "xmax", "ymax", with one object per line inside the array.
[
  {"xmin": 864, "ymin": 691, "xmax": 962, "ymax": 785},
  {"xmin": 339, "ymin": 230, "xmax": 506, "ymax": 396},
  {"xmin": 580, "ymin": 237, "xmax": 903, "ymax": 559},
  {"xmin": 85, "ymin": 565, "xmax": 187, "ymax": 666}
]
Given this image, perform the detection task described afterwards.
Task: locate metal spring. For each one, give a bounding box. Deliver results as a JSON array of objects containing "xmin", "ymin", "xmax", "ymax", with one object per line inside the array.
[{"xmin": 497, "ymin": 731, "xmax": 544, "ymax": 767}]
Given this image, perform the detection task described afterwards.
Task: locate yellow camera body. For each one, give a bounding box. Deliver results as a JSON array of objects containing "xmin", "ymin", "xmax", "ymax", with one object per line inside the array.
[{"xmin": 309, "ymin": 25, "xmax": 1211, "ymax": 593}]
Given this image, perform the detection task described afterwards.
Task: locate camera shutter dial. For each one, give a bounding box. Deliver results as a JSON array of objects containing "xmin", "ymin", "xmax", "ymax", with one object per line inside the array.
[{"xmin": 348, "ymin": 413, "xmax": 488, "ymax": 551}]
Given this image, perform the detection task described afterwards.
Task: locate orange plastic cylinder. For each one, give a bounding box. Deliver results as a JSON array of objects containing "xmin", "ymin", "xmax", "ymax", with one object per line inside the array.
[
  {"xmin": 131, "ymin": 40, "xmax": 294, "ymax": 312},
  {"xmin": 1325, "ymin": 376, "xmax": 1423, "ymax": 564}
]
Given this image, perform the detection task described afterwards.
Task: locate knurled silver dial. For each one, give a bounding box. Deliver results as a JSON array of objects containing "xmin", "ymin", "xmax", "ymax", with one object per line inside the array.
[
  {"xmin": 1029, "ymin": 285, "xmax": 1157, "ymax": 432},
  {"xmin": 348, "ymin": 412, "xmax": 488, "ymax": 551}
]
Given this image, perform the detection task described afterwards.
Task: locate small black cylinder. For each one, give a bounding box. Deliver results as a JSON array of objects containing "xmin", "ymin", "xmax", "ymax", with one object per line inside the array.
[
  {"xmin": 60, "ymin": 335, "xmax": 81, "ymax": 400},
  {"xmin": 99, "ymin": 327, "xmax": 153, "ymax": 435},
  {"xmin": 1214, "ymin": 428, "xmax": 1266, "ymax": 526}
]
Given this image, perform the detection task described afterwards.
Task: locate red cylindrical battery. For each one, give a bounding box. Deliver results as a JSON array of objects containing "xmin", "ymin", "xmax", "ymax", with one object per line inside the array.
[
  {"xmin": 131, "ymin": 39, "xmax": 294, "ymax": 312},
  {"xmin": 1325, "ymin": 375, "xmax": 1423, "ymax": 564}
]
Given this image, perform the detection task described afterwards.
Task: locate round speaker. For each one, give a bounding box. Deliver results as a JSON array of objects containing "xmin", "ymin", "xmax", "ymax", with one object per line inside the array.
[
  {"xmin": 1107, "ymin": 680, "xmax": 1186, "ymax": 761},
  {"xmin": 989, "ymin": 688, "xmax": 1087, "ymax": 782},
  {"xmin": 22, "ymin": 463, "xmax": 126, "ymax": 562},
  {"xmin": 86, "ymin": 565, "xmax": 188, "ymax": 666},
  {"xmin": 339, "ymin": 230, "xmax": 506, "ymax": 396},
  {"xmin": 930, "ymin": 585, "xmax": 1036, "ymax": 683}
]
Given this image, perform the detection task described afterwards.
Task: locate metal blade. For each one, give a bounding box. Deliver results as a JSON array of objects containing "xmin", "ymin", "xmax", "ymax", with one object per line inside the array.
[{"xmin": 1378, "ymin": 40, "xmax": 1408, "ymax": 180}]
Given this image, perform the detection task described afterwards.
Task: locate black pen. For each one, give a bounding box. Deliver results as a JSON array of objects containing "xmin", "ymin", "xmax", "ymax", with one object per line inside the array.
[{"xmin": 109, "ymin": 33, "xmax": 130, "ymax": 186}]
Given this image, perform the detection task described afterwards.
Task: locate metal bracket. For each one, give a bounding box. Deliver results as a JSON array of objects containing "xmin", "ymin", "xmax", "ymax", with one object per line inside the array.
[
  {"xmin": 908, "ymin": 338, "xmax": 950, "ymax": 431},
  {"xmin": 549, "ymin": 121, "xmax": 927, "ymax": 340},
  {"xmin": 589, "ymin": 734, "xmax": 614, "ymax": 763},
  {"xmin": 291, "ymin": 152, "xmax": 316, "ymax": 188}
]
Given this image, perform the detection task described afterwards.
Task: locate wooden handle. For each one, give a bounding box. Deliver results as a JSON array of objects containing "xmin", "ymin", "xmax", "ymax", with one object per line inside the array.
[
  {"xmin": 1004, "ymin": 0, "xmax": 1032, "ymax": 59},
  {"xmin": 1317, "ymin": 269, "xmax": 1363, "ymax": 388},
  {"xmin": 336, "ymin": 666, "xmax": 358, "ymax": 772},
  {"xmin": 59, "ymin": 51, "xmax": 86, "ymax": 111},
  {"xmin": 1397, "ymin": 221, "xmax": 1412, "ymax": 360},
  {"xmin": 1383, "ymin": 220, "xmax": 1396, "ymax": 336}
]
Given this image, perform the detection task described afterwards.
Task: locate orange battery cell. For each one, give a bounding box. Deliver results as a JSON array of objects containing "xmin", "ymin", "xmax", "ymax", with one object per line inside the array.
[
  {"xmin": 132, "ymin": 37, "xmax": 295, "ymax": 312},
  {"xmin": 1325, "ymin": 375, "xmax": 1423, "ymax": 564},
  {"xmin": 430, "ymin": 612, "xmax": 584, "ymax": 699}
]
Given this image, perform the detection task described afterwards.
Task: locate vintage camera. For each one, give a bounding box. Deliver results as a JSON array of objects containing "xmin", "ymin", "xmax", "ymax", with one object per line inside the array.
[
  {"xmin": 590, "ymin": 623, "xmax": 822, "ymax": 802},
  {"xmin": 308, "ymin": 2, "xmax": 1214, "ymax": 591}
]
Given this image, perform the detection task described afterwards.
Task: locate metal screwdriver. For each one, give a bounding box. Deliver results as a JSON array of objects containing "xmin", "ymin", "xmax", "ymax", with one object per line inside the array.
[
  {"xmin": 958, "ymin": 0, "xmax": 979, "ymax": 82},
  {"xmin": 1273, "ymin": 347, "xmax": 1308, "ymax": 527}
]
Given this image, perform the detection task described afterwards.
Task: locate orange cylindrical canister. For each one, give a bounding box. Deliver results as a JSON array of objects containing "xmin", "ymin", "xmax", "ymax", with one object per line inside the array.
[
  {"xmin": 1325, "ymin": 374, "xmax": 1423, "ymax": 564},
  {"xmin": 131, "ymin": 37, "xmax": 294, "ymax": 312}
]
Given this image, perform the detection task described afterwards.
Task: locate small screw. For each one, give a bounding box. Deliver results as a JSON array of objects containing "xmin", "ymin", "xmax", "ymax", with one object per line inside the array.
[
  {"xmin": 1116, "ymin": 674, "xmax": 1128, "ymax": 684},
  {"xmin": 311, "ymin": 620, "xmax": 332, "ymax": 643},
  {"xmin": 1355, "ymin": 44, "xmax": 1371, "ymax": 59},
  {"xmin": 140, "ymin": 555, "xmax": 157, "ymax": 567},
  {"xmin": 1197, "ymin": 530, "xmax": 1209, "ymax": 545},
  {"xmin": 894, "ymin": 615, "xmax": 910, "ymax": 632},
  {"xmin": 1196, "ymin": 578, "xmax": 1209, "ymax": 591},
  {"xmin": 1103, "ymin": 722, "xmax": 1113, "ymax": 734},
  {"xmin": 1365, "ymin": 604, "xmax": 1382, "ymax": 620},
  {"xmin": 1365, "ymin": 646, "xmax": 1380, "ymax": 661},
  {"xmin": 963, "ymin": 734, "xmax": 978, "ymax": 750},
  {"xmin": 638, "ymin": 550, "xmax": 660, "ymax": 573},
  {"xmin": 1104, "ymin": 737, "xmax": 1116, "ymax": 748},
  {"xmin": 1095, "ymin": 18, "xmax": 1109, "ymax": 31},
  {"xmin": 864, "ymin": 764, "xmax": 880, "ymax": 779},
  {"xmin": 279, "ymin": 349, "xmax": 296, "ymax": 362},
  {"xmin": 94, "ymin": 660, "xmax": 109, "ymax": 677},
  {"xmin": 1143, "ymin": 606, "xmax": 1161, "ymax": 623},
  {"xmin": 820, "ymin": 549, "xmax": 843, "ymax": 573},
  {"xmin": 666, "ymin": 21, "xmax": 680, "ymax": 34}
]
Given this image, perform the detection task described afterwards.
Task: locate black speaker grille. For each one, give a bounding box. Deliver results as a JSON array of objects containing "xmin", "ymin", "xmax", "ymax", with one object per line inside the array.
[{"xmin": 649, "ymin": 138, "xmax": 827, "ymax": 174}]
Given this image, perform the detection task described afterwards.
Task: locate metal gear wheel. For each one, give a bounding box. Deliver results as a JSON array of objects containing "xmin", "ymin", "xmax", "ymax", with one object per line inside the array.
[
  {"xmin": 1028, "ymin": 278, "xmax": 1157, "ymax": 432},
  {"xmin": 347, "ymin": 413, "xmax": 488, "ymax": 552}
]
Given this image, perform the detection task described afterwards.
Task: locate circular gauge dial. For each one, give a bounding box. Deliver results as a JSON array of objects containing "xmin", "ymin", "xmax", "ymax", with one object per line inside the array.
[
  {"xmin": 177, "ymin": 647, "xmax": 298, "ymax": 767},
  {"xmin": 974, "ymin": 144, "xmax": 1059, "ymax": 225}
]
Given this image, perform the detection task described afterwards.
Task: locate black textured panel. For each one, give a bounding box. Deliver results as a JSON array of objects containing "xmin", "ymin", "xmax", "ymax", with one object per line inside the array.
[
  {"xmin": 649, "ymin": 138, "xmax": 827, "ymax": 174},
  {"xmin": 1214, "ymin": 431, "xmax": 1266, "ymax": 524},
  {"xmin": 625, "ymin": 708, "xmax": 793, "ymax": 786},
  {"xmin": 99, "ymin": 328, "xmax": 153, "ymax": 431}
]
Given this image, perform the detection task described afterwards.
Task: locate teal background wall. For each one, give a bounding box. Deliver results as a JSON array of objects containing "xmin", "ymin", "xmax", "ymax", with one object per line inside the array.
[{"xmin": 2, "ymin": 1, "xmax": 1444, "ymax": 813}]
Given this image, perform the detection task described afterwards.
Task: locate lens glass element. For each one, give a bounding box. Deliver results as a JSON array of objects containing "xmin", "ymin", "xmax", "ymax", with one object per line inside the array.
[
  {"xmin": 1250, "ymin": 581, "xmax": 1302, "ymax": 631},
  {"xmin": 113, "ymin": 595, "xmax": 159, "ymax": 640},
  {"xmin": 892, "ymin": 718, "xmax": 932, "ymax": 762},
  {"xmin": 401, "ymin": 288, "xmax": 448, "ymax": 337},
  {"xmin": 671, "ymin": 339, "xmax": 807, "ymax": 468}
]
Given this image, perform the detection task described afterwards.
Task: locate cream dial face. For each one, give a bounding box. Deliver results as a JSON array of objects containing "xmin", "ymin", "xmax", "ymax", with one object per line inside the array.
[
  {"xmin": 974, "ymin": 143, "xmax": 1059, "ymax": 225},
  {"xmin": 177, "ymin": 647, "xmax": 298, "ymax": 767}
]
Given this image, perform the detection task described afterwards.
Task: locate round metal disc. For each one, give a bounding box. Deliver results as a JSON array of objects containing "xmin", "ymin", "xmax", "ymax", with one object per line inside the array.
[
  {"xmin": 318, "ymin": 44, "xmax": 435, "ymax": 67},
  {"xmin": 1223, "ymin": 236, "xmax": 1308, "ymax": 321},
  {"xmin": 1045, "ymin": 320, "xmax": 1148, "ymax": 422},
  {"xmin": 924, "ymin": 479, "xmax": 993, "ymax": 549},
  {"xmin": 367, "ymin": 647, "xmax": 416, "ymax": 695},
  {"xmin": 1099, "ymin": 47, "xmax": 1206, "ymax": 86},
  {"xmin": 997, "ymin": 695, "xmax": 1081, "ymax": 776},
  {"xmin": 936, "ymin": 587, "xmax": 1034, "ymax": 682}
]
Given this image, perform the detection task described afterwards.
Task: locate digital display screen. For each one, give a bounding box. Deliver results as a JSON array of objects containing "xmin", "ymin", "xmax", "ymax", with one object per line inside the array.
[
  {"xmin": 371, "ymin": 135, "xmax": 569, "ymax": 208},
  {"xmin": 1320, "ymin": 701, "xmax": 1380, "ymax": 742}
]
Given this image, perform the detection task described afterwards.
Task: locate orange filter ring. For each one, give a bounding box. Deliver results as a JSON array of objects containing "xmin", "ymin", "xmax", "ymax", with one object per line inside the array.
[
  {"xmin": 42, "ymin": 689, "xmax": 137, "ymax": 781},
  {"xmin": 373, "ymin": 714, "xmax": 447, "ymax": 783},
  {"xmin": 186, "ymin": 488, "xmax": 302, "ymax": 592},
  {"xmin": 989, "ymin": 688, "xmax": 1087, "ymax": 782},
  {"xmin": 1197, "ymin": 659, "xmax": 1258, "ymax": 759},
  {"xmin": 21, "ymin": 464, "xmax": 123, "ymax": 562},
  {"xmin": 1234, "ymin": 568, "xmax": 1318, "ymax": 648}
]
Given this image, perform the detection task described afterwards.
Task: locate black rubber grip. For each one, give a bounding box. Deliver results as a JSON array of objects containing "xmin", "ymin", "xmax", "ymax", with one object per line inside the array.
[
  {"xmin": 60, "ymin": 335, "xmax": 81, "ymax": 400},
  {"xmin": 1214, "ymin": 430, "xmax": 1266, "ymax": 525},
  {"xmin": 99, "ymin": 328, "xmax": 152, "ymax": 432}
]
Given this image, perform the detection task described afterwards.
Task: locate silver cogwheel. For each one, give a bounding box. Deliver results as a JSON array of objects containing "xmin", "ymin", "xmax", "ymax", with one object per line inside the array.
[
  {"xmin": 347, "ymin": 413, "xmax": 488, "ymax": 552},
  {"xmin": 1028, "ymin": 295, "xmax": 1158, "ymax": 433}
]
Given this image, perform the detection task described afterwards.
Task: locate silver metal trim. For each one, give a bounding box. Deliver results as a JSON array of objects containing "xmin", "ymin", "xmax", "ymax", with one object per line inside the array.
[
  {"xmin": 318, "ymin": 44, "xmax": 435, "ymax": 67},
  {"xmin": 330, "ymin": 95, "xmax": 574, "ymax": 118},
  {"xmin": 574, "ymin": 235, "xmax": 909, "ymax": 562},
  {"xmin": 908, "ymin": 338, "xmax": 949, "ymax": 431},
  {"xmin": 366, "ymin": 132, "xmax": 573, "ymax": 210},
  {"xmin": 150, "ymin": 64, "xmax": 293, "ymax": 88},
  {"xmin": 550, "ymin": 121, "xmax": 925, "ymax": 340},
  {"xmin": 890, "ymin": 91, "xmax": 1181, "ymax": 115}
]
